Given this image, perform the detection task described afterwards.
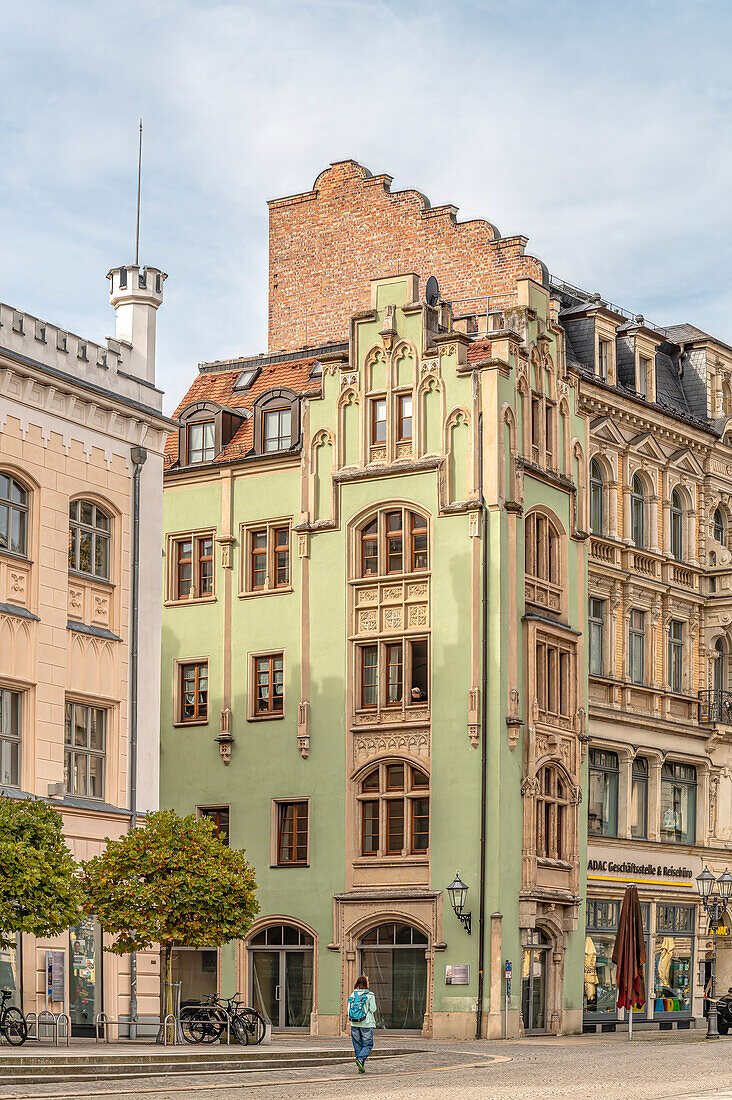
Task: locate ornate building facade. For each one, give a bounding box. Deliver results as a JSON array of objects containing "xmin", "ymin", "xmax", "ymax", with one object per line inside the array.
[
  {"xmin": 161, "ymin": 162, "xmax": 589, "ymax": 1038},
  {"xmin": 554, "ymin": 288, "xmax": 732, "ymax": 1030},
  {"xmin": 0, "ymin": 265, "xmax": 170, "ymax": 1033}
]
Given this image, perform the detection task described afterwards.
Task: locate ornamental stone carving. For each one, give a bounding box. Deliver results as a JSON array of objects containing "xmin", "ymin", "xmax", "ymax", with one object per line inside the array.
[
  {"xmin": 408, "ymin": 605, "xmax": 427, "ymax": 627},
  {"xmin": 358, "ymin": 610, "xmax": 378, "ymax": 632},
  {"xmin": 353, "ymin": 731, "xmax": 429, "ymax": 764},
  {"xmin": 383, "ymin": 608, "xmax": 402, "ymax": 630}
]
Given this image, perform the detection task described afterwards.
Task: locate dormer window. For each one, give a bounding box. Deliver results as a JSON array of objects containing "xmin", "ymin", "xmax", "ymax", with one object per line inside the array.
[
  {"xmin": 637, "ymin": 355, "xmax": 649, "ymax": 398},
  {"xmin": 263, "ymin": 407, "xmax": 291, "ymax": 452},
  {"xmin": 234, "ymin": 366, "xmax": 260, "ymax": 391},
  {"xmin": 310, "ymin": 360, "xmax": 323, "ymax": 378},
  {"xmin": 187, "ymin": 420, "xmax": 216, "ymax": 464},
  {"xmin": 597, "ymin": 338, "xmax": 609, "ymax": 382}
]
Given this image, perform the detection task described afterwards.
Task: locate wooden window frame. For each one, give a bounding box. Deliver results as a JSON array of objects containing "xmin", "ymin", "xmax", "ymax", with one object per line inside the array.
[
  {"xmin": 396, "ymin": 393, "xmax": 413, "ymax": 442},
  {"xmin": 0, "ymin": 473, "xmax": 29, "ymax": 560},
  {"xmin": 356, "ymin": 762, "xmax": 430, "ymax": 859},
  {"xmin": 356, "ymin": 638, "xmax": 430, "ymax": 713},
  {"xmin": 356, "ymin": 507, "xmax": 430, "ymax": 580},
  {"xmin": 271, "ymin": 797, "xmax": 310, "ymax": 866},
  {"xmin": 69, "ymin": 499, "xmax": 111, "ymax": 581},
  {"xmin": 275, "ymin": 800, "xmax": 309, "ymax": 866},
  {"xmin": 177, "ymin": 659, "xmax": 209, "ymax": 725},
  {"xmin": 535, "ymin": 764, "xmax": 570, "ymax": 861},
  {"xmin": 370, "ymin": 397, "xmax": 387, "ymax": 445},
  {"xmin": 240, "ymin": 520, "xmax": 292, "ymax": 597},
  {"xmin": 262, "ymin": 406, "xmax": 293, "ymax": 453},
  {"xmin": 249, "ymin": 650, "xmax": 285, "ymax": 720},
  {"xmin": 186, "ymin": 419, "xmax": 216, "ymax": 464},
  {"xmin": 0, "ymin": 686, "xmax": 22, "ymax": 788},
  {"xmin": 167, "ymin": 530, "xmax": 216, "ymax": 604},
  {"xmin": 197, "ymin": 805, "xmax": 230, "ymax": 845},
  {"xmin": 64, "ymin": 701, "xmax": 106, "ymax": 799}
]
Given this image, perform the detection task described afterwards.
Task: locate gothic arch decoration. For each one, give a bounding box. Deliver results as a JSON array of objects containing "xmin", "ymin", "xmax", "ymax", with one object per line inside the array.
[
  {"xmin": 529, "ymin": 346, "xmax": 542, "ymax": 394},
  {"xmin": 516, "ymin": 371, "xmax": 530, "ymax": 459},
  {"xmin": 418, "ymin": 375, "xmax": 444, "ymax": 458},
  {"xmin": 310, "ymin": 428, "xmax": 335, "ymax": 522},
  {"xmin": 337, "ymin": 388, "xmax": 360, "ymax": 469},
  {"xmin": 445, "ymin": 406, "xmax": 472, "ymax": 505},
  {"xmin": 666, "ymin": 480, "xmax": 696, "ymax": 564},
  {"xmin": 571, "ymin": 439, "xmax": 587, "ymax": 535},
  {"xmin": 364, "ymin": 344, "xmax": 387, "ymax": 392},
  {"xmin": 559, "ymin": 396, "xmax": 571, "ymax": 477},
  {"xmin": 0, "ymin": 613, "xmax": 33, "ymax": 681},
  {"xmin": 390, "ymin": 339, "xmax": 418, "ymax": 389},
  {"xmin": 500, "ymin": 403, "xmax": 519, "ymax": 504}
]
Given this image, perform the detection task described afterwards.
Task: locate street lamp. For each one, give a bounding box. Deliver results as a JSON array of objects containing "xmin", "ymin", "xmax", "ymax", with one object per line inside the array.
[
  {"xmin": 447, "ymin": 872, "xmax": 471, "ymax": 935},
  {"xmin": 695, "ymin": 865, "xmax": 732, "ymax": 1039}
]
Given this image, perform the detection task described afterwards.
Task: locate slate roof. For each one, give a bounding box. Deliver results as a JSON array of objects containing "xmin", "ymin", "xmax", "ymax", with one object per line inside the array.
[{"xmin": 165, "ymin": 356, "xmax": 321, "ymax": 469}]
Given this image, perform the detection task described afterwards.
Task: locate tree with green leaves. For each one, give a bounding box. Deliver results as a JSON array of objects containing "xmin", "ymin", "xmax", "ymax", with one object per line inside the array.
[
  {"xmin": 81, "ymin": 810, "xmax": 258, "ymax": 1018},
  {"xmin": 0, "ymin": 796, "xmax": 83, "ymax": 949}
]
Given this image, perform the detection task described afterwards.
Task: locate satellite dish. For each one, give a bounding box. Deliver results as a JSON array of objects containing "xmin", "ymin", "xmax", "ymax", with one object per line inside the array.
[{"xmin": 425, "ymin": 276, "xmax": 440, "ymax": 307}]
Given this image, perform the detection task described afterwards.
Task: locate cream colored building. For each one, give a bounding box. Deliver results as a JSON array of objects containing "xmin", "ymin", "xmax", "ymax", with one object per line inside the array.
[
  {"xmin": 0, "ymin": 265, "xmax": 171, "ymax": 1035},
  {"xmin": 553, "ymin": 284, "xmax": 732, "ymax": 1031}
]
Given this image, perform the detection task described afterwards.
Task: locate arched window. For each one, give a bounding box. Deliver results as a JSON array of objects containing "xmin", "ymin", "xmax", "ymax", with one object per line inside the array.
[
  {"xmin": 358, "ymin": 762, "xmax": 429, "ymax": 857},
  {"xmin": 358, "ymin": 507, "xmax": 428, "ymax": 578},
  {"xmin": 524, "ymin": 511, "xmax": 560, "ymax": 585},
  {"xmin": 0, "ymin": 473, "xmax": 29, "ymax": 558},
  {"xmin": 714, "ymin": 507, "xmax": 725, "ymax": 545},
  {"xmin": 359, "ymin": 923, "xmax": 428, "ymax": 1031},
  {"xmin": 589, "ymin": 459, "xmax": 604, "ymax": 536},
  {"xmin": 631, "ymin": 475, "xmax": 645, "ymax": 549},
  {"xmin": 670, "ymin": 489, "xmax": 684, "ymax": 561},
  {"xmin": 69, "ymin": 501, "xmax": 111, "ymax": 580},
  {"xmin": 714, "ymin": 638, "xmax": 725, "ymax": 700},
  {"xmin": 535, "ymin": 764, "xmax": 569, "ymax": 860}
]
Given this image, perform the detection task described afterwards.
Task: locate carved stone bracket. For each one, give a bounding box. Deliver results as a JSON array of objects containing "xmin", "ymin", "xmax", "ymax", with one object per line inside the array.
[
  {"xmin": 216, "ymin": 536, "xmax": 235, "ymax": 569},
  {"xmin": 298, "ymin": 700, "xmax": 310, "ymax": 759},
  {"xmin": 215, "ymin": 707, "xmax": 234, "ymax": 764},
  {"xmin": 298, "ymin": 532, "xmax": 309, "ymax": 559},
  {"xmin": 468, "ymin": 686, "xmax": 480, "ymax": 747},
  {"xmin": 506, "ymin": 687, "xmax": 523, "ymax": 750}
]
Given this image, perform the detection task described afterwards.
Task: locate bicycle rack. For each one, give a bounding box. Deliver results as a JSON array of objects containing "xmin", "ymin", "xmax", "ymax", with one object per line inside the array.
[
  {"xmin": 55, "ymin": 1012, "xmax": 70, "ymax": 1048},
  {"xmin": 25, "ymin": 1012, "xmax": 38, "ymax": 1041},
  {"xmin": 162, "ymin": 1013, "xmax": 179, "ymax": 1046},
  {"xmin": 95, "ymin": 1012, "xmax": 110, "ymax": 1043}
]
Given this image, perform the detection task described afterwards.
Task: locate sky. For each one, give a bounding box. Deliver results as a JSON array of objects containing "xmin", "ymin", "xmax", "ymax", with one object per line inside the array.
[{"xmin": 2, "ymin": 0, "xmax": 731, "ymax": 414}]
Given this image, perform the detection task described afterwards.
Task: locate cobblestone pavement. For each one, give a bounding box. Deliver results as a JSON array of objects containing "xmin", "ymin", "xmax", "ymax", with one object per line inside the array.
[{"xmin": 1, "ymin": 1034, "xmax": 730, "ymax": 1100}]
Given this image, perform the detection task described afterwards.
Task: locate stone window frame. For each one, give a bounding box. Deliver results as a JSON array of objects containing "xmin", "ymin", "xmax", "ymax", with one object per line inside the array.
[
  {"xmin": 68, "ymin": 498, "xmax": 113, "ymax": 583},
  {"xmin": 353, "ymin": 503, "xmax": 431, "ymax": 582},
  {"xmin": 173, "ymin": 656, "xmax": 210, "ymax": 728},
  {"xmin": 239, "ymin": 518, "xmax": 293, "ymax": 598},
  {"xmin": 165, "ymin": 528, "xmax": 217, "ymax": 605},
  {"xmin": 271, "ymin": 797, "xmax": 311, "ymax": 867},
  {"xmin": 197, "ymin": 804, "xmax": 230, "ymax": 845},
  {"xmin": 588, "ymin": 595, "xmax": 606, "ymax": 678},
  {"xmin": 0, "ymin": 470, "xmax": 31, "ymax": 562},
  {"xmin": 524, "ymin": 614, "xmax": 578, "ymax": 734},
  {"xmin": 535, "ymin": 762, "xmax": 571, "ymax": 862},
  {"xmin": 524, "ymin": 505, "xmax": 567, "ymax": 620},
  {"xmin": 63, "ymin": 698, "xmax": 107, "ymax": 801},
  {"xmin": 247, "ymin": 649, "xmax": 286, "ymax": 721},
  {"xmin": 0, "ymin": 685, "xmax": 22, "ymax": 789},
  {"xmin": 354, "ymin": 637, "xmax": 430, "ymax": 713},
  {"xmin": 252, "ymin": 389, "xmax": 300, "ymax": 456},
  {"xmin": 354, "ymin": 757, "xmax": 430, "ymax": 862}
]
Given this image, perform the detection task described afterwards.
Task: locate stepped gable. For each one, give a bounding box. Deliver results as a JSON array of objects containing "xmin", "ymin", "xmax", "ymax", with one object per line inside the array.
[
  {"xmin": 268, "ymin": 160, "xmax": 548, "ymax": 353},
  {"xmin": 164, "ymin": 355, "xmax": 320, "ymax": 468}
]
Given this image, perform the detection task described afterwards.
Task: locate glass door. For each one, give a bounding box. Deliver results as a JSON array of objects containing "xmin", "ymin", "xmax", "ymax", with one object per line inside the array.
[
  {"xmin": 69, "ymin": 916, "xmax": 101, "ymax": 1036},
  {"xmin": 359, "ymin": 923, "xmax": 428, "ymax": 1031},
  {"xmin": 521, "ymin": 936, "xmax": 549, "ymax": 1033},
  {"xmin": 249, "ymin": 925, "xmax": 314, "ymax": 1031},
  {"xmin": 251, "ymin": 951, "xmax": 280, "ymax": 1027}
]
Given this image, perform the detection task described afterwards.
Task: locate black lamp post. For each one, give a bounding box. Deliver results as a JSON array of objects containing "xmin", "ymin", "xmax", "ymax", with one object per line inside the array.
[
  {"xmin": 695, "ymin": 865, "xmax": 732, "ymax": 1039},
  {"xmin": 447, "ymin": 872, "xmax": 471, "ymax": 935}
]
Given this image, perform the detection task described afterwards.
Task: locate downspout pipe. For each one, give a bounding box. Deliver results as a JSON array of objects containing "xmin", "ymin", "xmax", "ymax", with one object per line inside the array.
[
  {"xmin": 128, "ymin": 444, "xmax": 147, "ymax": 1040},
  {"xmin": 475, "ymin": 413, "xmax": 489, "ymax": 1039}
]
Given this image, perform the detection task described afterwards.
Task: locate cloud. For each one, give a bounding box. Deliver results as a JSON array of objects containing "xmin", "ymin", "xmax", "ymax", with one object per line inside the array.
[{"xmin": 1, "ymin": 0, "xmax": 730, "ymax": 412}]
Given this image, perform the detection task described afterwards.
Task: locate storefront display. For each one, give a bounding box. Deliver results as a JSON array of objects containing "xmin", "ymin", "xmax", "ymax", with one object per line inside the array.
[
  {"xmin": 0, "ymin": 938, "xmax": 20, "ymax": 1008},
  {"xmin": 653, "ymin": 906, "xmax": 694, "ymax": 1017},
  {"xmin": 70, "ymin": 916, "xmax": 101, "ymax": 1036},
  {"xmin": 584, "ymin": 899, "xmax": 650, "ymax": 1025}
]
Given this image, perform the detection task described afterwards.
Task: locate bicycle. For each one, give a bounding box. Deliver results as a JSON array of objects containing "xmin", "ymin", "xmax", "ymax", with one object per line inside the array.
[
  {"xmin": 0, "ymin": 988, "xmax": 27, "ymax": 1046},
  {"xmin": 180, "ymin": 995, "xmax": 266, "ymax": 1045}
]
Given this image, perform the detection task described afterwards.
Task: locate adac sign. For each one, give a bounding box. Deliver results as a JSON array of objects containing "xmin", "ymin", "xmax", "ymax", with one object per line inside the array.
[{"xmin": 587, "ymin": 858, "xmax": 694, "ymax": 880}]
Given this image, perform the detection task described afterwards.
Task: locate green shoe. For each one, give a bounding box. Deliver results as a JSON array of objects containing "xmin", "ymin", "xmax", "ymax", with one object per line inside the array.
[{"xmin": 357, "ymin": 1058, "xmax": 365, "ymax": 1073}]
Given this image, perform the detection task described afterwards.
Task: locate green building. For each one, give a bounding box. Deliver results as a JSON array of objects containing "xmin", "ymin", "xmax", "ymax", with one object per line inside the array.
[{"xmin": 160, "ymin": 162, "xmax": 589, "ymax": 1038}]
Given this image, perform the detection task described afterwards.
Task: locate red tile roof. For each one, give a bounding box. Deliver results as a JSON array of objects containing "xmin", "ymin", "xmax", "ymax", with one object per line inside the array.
[
  {"xmin": 165, "ymin": 356, "xmax": 321, "ymax": 469},
  {"xmin": 466, "ymin": 338, "xmax": 493, "ymax": 363}
]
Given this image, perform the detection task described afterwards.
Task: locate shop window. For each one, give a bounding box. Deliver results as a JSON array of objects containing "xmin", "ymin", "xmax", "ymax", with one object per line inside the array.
[
  {"xmin": 597, "ymin": 338, "xmax": 609, "ymax": 382},
  {"xmin": 588, "ymin": 748, "xmax": 618, "ymax": 837},
  {"xmin": 358, "ymin": 763, "xmax": 429, "ymax": 857},
  {"xmin": 178, "ymin": 660, "xmax": 208, "ymax": 724},
  {"xmin": 198, "ymin": 806, "xmax": 230, "ymax": 845},
  {"xmin": 653, "ymin": 905, "xmax": 694, "ymax": 1017},
  {"xmin": 668, "ymin": 620, "xmax": 684, "ymax": 693},
  {"xmin": 630, "ymin": 476, "xmax": 645, "ymax": 549},
  {"xmin": 397, "ymin": 394, "xmax": 413, "ymax": 441},
  {"xmin": 588, "ymin": 597, "xmax": 605, "ymax": 677},
  {"xmin": 535, "ymin": 765, "xmax": 569, "ymax": 861},
  {"xmin": 242, "ymin": 521, "xmax": 291, "ymax": 594},
  {"xmin": 589, "ymin": 460, "xmax": 603, "ymax": 536},
  {"xmin": 170, "ymin": 532, "xmax": 215, "ymax": 601},
  {"xmin": 0, "ymin": 688, "xmax": 21, "ymax": 788},
  {"xmin": 64, "ymin": 702, "xmax": 105, "ymax": 798},
  {"xmin": 252, "ymin": 652, "xmax": 284, "ymax": 718},
  {"xmin": 0, "ymin": 473, "xmax": 29, "ymax": 558},
  {"xmin": 359, "ymin": 923, "xmax": 428, "ymax": 1031},
  {"xmin": 629, "ymin": 609, "xmax": 645, "ymax": 685},
  {"xmin": 630, "ymin": 756, "xmax": 648, "ymax": 839},
  {"xmin": 69, "ymin": 500, "xmax": 110, "ymax": 580},
  {"xmin": 357, "ymin": 507, "xmax": 429, "ymax": 578},
  {"xmin": 660, "ymin": 762, "xmax": 696, "ymax": 845},
  {"xmin": 585, "ymin": 900, "xmax": 650, "ymax": 1021},
  {"xmin": 670, "ymin": 489, "xmax": 684, "ymax": 562},
  {"xmin": 186, "ymin": 420, "xmax": 216, "ymax": 464},
  {"xmin": 276, "ymin": 801, "xmax": 309, "ymax": 865}
]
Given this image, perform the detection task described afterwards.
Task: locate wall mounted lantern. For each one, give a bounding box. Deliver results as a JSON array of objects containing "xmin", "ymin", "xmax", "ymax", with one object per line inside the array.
[{"xmin": 447, "ymin": 871, "xmax": 471, "ymax": 935}]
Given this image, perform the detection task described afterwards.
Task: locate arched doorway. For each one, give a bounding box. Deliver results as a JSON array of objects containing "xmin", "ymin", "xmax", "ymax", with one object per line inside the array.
[
  {"xmin": 521, "ymin": 930, "xmax": 551, "ymax": 1033},
  {"xmin": 358, "ymin": 923, "xmax": 427, "ymax": 1031},
  {"xmin": 248, "ymin": 924, "xmax": 314, "ymax": 1031}
]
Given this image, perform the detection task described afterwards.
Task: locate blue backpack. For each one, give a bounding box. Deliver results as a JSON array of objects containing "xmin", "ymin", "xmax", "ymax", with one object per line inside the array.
[{"xmin": 348, "ymin": 989, "xmax": 369, "ymax": 1022}]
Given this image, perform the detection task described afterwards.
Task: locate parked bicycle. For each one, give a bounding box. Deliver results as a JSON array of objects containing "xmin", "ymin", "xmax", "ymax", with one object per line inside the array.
[
  {"xmin": 180, "ymin": 994, "xmax": 265, "ymax": 1045},
  {"xmin": 0, "ymin": 988, "xmax": 27, "ymax": 1045}
]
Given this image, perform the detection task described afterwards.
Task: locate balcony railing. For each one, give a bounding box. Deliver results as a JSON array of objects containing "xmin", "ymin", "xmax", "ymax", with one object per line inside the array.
[{"xmin": 698, "ymin": 689, "xmax": 732, "ymax": 724}]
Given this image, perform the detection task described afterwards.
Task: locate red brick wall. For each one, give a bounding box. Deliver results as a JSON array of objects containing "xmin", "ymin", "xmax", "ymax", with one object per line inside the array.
[{"xmin": 268, "ymin": 160, "xmax": 547, "ymax": 353}]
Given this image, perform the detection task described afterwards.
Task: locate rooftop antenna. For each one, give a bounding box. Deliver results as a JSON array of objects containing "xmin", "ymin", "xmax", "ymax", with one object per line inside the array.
[{"xmin": 135, "ymin": 119, "xmax": 143, "ymax": 266}]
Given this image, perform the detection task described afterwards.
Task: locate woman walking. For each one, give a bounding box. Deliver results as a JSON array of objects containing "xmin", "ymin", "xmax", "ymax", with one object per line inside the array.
[{"xmin": 347, "ymin": 975, "xmax": 377, "ymax": 1073}]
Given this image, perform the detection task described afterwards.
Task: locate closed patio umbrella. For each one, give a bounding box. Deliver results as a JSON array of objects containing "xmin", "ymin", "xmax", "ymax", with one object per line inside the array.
[{"xmin": 611, "ymin": 885, "xmax": 646, "ymax": 1041}]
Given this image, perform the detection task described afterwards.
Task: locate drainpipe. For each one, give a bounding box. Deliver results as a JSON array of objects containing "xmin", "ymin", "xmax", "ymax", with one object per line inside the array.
[
  {"xmin": 128, "ymin": 444, "xmax": 147, "ymax": 1039},
  {"xmin": 475, "ymin": 413, "xmax": 489, "ymax": 1039}
]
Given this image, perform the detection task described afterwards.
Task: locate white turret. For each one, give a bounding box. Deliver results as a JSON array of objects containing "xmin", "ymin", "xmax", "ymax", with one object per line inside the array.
[{"xmin": 107, "ymin": 264, "xmax": 166, "ymax": 385}]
